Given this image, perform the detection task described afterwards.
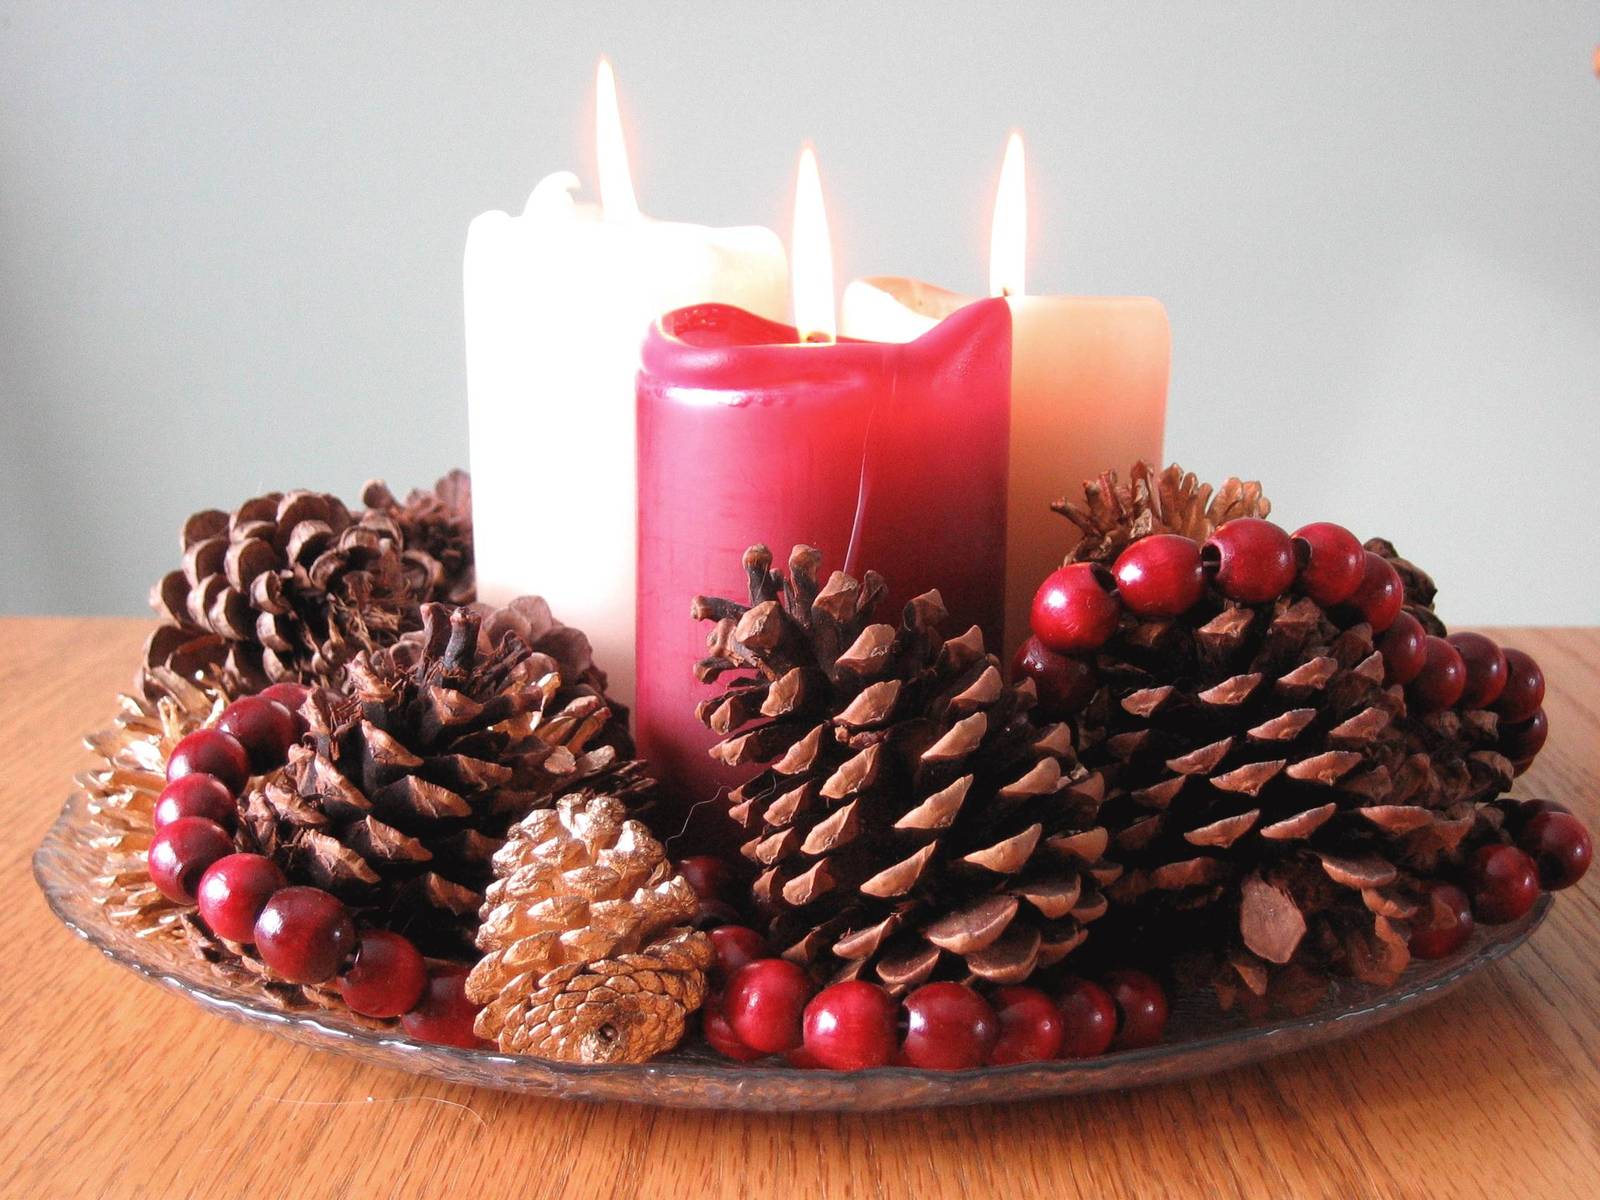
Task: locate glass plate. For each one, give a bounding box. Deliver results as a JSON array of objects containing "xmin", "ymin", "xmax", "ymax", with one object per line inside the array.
[{"xmin": 34, "ymin": 788, "xmax": 1549, "ymax": 1111}]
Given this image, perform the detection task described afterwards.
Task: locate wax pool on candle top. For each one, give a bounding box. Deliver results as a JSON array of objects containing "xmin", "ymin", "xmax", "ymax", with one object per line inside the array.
[
  {"xmin": 634, "ymin": 299, "xmax": 1013, "ymax": 827},
  {"xmin": 464, "ymin": 175, "xmax": 788, "ymax": 708},
  {"xmin": 841, "ymin": 277, "xmax": 1170, "ymax": 661}
]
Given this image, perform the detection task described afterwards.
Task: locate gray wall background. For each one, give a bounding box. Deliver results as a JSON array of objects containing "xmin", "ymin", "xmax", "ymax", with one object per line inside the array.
[{"xmin": 3, "ymin": 2, "xmax": 1597, "ymax": 623}]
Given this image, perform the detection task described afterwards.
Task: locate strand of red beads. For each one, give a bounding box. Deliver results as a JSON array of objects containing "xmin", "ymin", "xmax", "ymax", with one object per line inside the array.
[
  {"xmin": 146, "ymin": 682, "xmax": 484, "ymax": 1048},
  {"xmin": 685, "ymin": 860, "xmax": 1170, "ymax": 1069},
  {"xmin": 1016, "ymin": 516, "xmax": 1590, "ymax": 949}
]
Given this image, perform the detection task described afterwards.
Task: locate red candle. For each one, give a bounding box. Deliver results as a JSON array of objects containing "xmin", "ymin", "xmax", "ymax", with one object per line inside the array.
[{"xmin": 635, "ymin": 298, "xmax": 1012, "ymax": 824}]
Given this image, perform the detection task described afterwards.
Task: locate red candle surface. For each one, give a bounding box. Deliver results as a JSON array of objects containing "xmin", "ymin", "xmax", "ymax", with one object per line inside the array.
[{"xmin": 636, "ymin": 299, "xmax": 1012, "ymax": 829}]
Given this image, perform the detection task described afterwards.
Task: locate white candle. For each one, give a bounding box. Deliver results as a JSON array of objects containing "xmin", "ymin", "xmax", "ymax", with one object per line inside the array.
[
  {"xmin": 841, "ymin": 134, "xmax": 1169, "ymax": 661},
  {"xmin": 464, "ymin": 62, "xmax": 788, "ymax": 706}
]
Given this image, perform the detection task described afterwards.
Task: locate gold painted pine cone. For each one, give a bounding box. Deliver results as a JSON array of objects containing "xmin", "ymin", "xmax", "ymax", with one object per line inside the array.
[
  {"xmin": 694, "ymin": 544, "xmax": 1117, "ymax": 996},
  {"xmin": 467, "ymin": 793, "xmax": 711, "ymax": 1063}
]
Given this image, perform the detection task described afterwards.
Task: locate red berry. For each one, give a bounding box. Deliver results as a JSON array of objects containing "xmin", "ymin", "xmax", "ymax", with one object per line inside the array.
[
  {"xmin": 784, "ymin": 1044, "xmax": 826, "ymax": 1069},
  {"xmin": 1519, "ymin": 811, "xmax": 1592, "ymax": 890},
  {"xmin": 899, "ymin": 982, "xmax": 998, "ymax": 1070},
  {"xmin": 147, "ymin": 816, "xmax": 235, "ymax": 904},
  {"xmin": 1103, "ymin": 969, "xmax": 1169, "ymax": 1050},
  {"xmin": 1112, "ymin": 534, "xmax": 1206, "ymax": 617},
  {"xmin": 196, "ymin": 852, "xmax": 285, "ymax": 942},
  {"xmin": 1011, "ymin": 636, "xmax": 1097, "ymax": 718},
  {"xmin": 1031, "ymin": 564, "xmax": 1121, "ymax": 653},
  {"xmin": 1290, "ymin": 522, "xmax": 1365, "ymax": 606},
  {"xmin": 166, "ymin": 728, "xmax": 251, "ymax": 795},
  {"xmin": 153, "ymin": 773, "xmax": 238, "ymax": 833},
  {"xmin": 254, "ymin": 886, "xmax": 356, "ymax": 984},
  {"xmin": 1468, "ymin": 845, "xmax": 1540, "ymax": 924},
  {"xmin": 678, "ymin": 856, "xmax": 736, "ymax": 902},
  {"xmin": 1408, "ymin": 882, "xmax": 1474, "ymax": 959},
  {"xmin": 708, "ymin": 926, "xmax": 769, "ymax": 984},
  {"xmin": 802, "ymin": 980, "xmax": 898, "ymax": 1070},
  {"xmin": 1203, "ymin": 519, "xmax": 1297, "ymax": 604},
  {"xmin": 703, "ymin": 997, "xmax": 765, "ymax": 1061},
  {"xmin": 338, "ymin": 930, "xmax": 428, "ymax": 1018},
  {"xmin": 259, "ymin": 681, "xmax": 311, "ymax": 735},
  {"xmin": 401, "ymin": 966, "xmax": 484, "ymax": 1049},
  {"xmin": 986, "ymin": 986, "xmax": 1064, "ymax": 1065},
  {"xmin": 1377, "ymin": 611, "xmax": 1428, "ymax": 686},
  {"xmin": 1411, "ymin": 637, "xmax": 1466, "ymax": 711},
  {"xmin": 690, "ymin": 898, "xmax": 744, "ymax": 931},
  {"xmin": 217, "ymin": 696, "xmax": 299, "ymax": 773},
  {"xmin": 1518, "ymin": 798, "xmax": 1571, "ymax": 824},
  {"xmin": 1056, "ymin": 977, "xmax": 1117, "ymax": 1058},
  {"xmin": 1446, "ymin": 632, "xmax": 1508, "ymax": 710},
  {"xmin": 1500, "ymin": 709, "xmax": 1548, "ymax": 765},
  {"xmin": 1493, "ymin": 649, "xmax": 1546, "ymax": 724},
  {"xmin": 725, "ymin": 959, "xmax": 812, "ymax": 1054},
  {"xmin": 1338, "ymin": 552, "xmax": 1404, "ymax": 633}
]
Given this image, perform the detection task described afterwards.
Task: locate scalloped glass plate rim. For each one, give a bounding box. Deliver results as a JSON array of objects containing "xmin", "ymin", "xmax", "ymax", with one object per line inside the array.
[{"xmin": 34, "ymin": 788, "xmax": 1550, "ymax": 1110}]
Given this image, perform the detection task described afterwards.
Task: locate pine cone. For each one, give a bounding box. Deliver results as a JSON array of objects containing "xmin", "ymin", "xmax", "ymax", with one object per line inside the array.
[
  {"xmin": 1053, "ymin": 462, "xmax": 1272, "ymax": 565},
  {"xmin": 240, "ymin": 603, "xmax": 652, "ymax": 956},
  {"xmin": 85, "ymin": 668, "xmax": 230, "ymax": 934},
  {"xmin": 362, "ymin": 471, "xmax": 476, "ymax": 607},
  {"xmin": 694, "ymin": 545, "xmax": 1116, "ymax": 995},
  {"xmin": 80, "ymin": 671, "xmax": 344, "ymax": 1012},
  {"xmin": 140, "ymin": 489, "xmax": 420, "ymax": 698},
  {"xmin": 467, "ymin": 794, "xmax": 711, "ymax": 1062},
  {"xmin": 405, "ymin": 594, "xmax": 632, "ymax": 755},
  {"xmin": 1069, "ymin": 523, "xmax": 1518, "ymax": 1011}
]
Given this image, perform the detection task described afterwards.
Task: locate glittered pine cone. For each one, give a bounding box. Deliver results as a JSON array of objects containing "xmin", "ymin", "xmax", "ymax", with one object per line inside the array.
[
  {"xmin": 467, "ymin": 794, "xmax": 711, "ymax": 1063},
  {"xmin": 361, "ymin": 470, "xmax": 476, "ymax": 607},
  {"xmin": 694, "ymin": 545, "xmax": 1116, "ymax": 995},
  {"xmin": 1071, "ymin": 527, "xmax": 1520, "ymax": 1012},
  {"xmin": 239, "ymin": 603, "xmax": 653, "ymax": 957},
  {"xmin": 1054, "ymin": 462, "xmax": 1272, "ymax": 565},
  {"xmin": 140, "ymin": 489, "xmax": 419, "ymax": 699}
]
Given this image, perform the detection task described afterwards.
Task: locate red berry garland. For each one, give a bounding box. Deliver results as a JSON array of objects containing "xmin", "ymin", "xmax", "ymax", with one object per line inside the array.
[
  {"xmin": 1408, "ymin": 882, "xmax": 1474, "ymax": 960},
  {"xmin": 899, "ymin": 983, "xmax": 999, "ymax": 1070},
  {"xmin": 153, "ymin": 774, "xmax": 238, "ymax": 833},
  {"xmin": 143, "ymin": 684, "xmax": 481, "ymax": 1049},
  {"xmin": 1203, "ymin": 518, "xmax": 1297, "ymax": 604},
  {"xmin": 1289, "ymin": 522, "xmax": 1366, "ymax": 606},
  {"xmin": 725, "ymin": 959, "xmax": 812, "ymax": 1055},
  {"xmin": 1031, "ymin": 563, "xmax": 1121, "ymax": 653},
  {"xmin": 196, "ymin": 853, "xmax": 286, "ymax": 943},
  {"xmin": 1056, "ymin": 977, "xmax": 1118, "ymax": 1059},
  {"xmin": 802, "ymin": 981, "xmax": 899, "ymax": 1070}
]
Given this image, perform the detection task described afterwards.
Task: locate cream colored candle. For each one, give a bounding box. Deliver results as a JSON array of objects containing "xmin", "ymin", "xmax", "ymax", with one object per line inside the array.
[
  {"xmin": 464, "ymin": 62, "xmax": 788, "ymax": 705},
  {"xmin": 841, "ymin": 134, "xmax": 1169, "ymax": 660}
]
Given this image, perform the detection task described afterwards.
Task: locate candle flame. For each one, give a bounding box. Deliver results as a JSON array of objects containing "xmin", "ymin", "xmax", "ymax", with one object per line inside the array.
[
  {"xmin": 596, "ymin": 58, "xmax": 640, "ymax": 221},
  {"xmin": 791, "ymin": 144, "xmax": 837, "ymax": 344},
  {"xmin": 989, "ymin": 131, "xmax": 1026, "ymax": 298}
]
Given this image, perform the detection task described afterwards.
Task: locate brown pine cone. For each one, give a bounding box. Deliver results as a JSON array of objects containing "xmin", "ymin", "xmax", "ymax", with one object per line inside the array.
[
  {"xmin": 361, "ymin": 470, "xmax": 476, "ymax": 607},
  {"xmin": 140, "ymin": 489, "xmax": 419, "ymax": 698},
  {"xmin": 240, "ymin": 603, "xmax": 652, "ymax": 956},
  {"xmin": 467, "ymin": 793, "xmax": 711, "ymax": 1063},
  {"xmin": 403, "ymin": 594, "xmax": 631, "ymax": 755},
  {"xmin": 694, "ymin": 544, "xmax": 1116, "ymax": 995},
  {"xmin": 1050, "ymin": 469, "xmax": 1524, "ymax": 1011}
]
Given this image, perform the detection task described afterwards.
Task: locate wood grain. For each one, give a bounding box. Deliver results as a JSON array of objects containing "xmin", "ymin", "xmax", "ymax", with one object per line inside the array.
[{"xmin": 3, "ymin": 618, "xmax": 1597, "ymax": 1200}]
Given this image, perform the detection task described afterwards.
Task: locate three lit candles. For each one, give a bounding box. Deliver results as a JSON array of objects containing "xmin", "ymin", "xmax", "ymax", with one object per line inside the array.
[{"xmin": 465, "ymin": 64, "xmax": 1170, "ymax": 817}]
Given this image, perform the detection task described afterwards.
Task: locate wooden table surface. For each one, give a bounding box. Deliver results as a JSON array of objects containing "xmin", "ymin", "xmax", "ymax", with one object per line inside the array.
[{"xmin": 3, "ymin": 617, "xmax": 1597, "ymax": 1199}]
